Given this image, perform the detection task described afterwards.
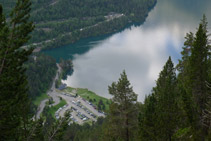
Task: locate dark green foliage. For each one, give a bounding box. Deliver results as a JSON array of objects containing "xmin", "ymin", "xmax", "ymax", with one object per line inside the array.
[
  {"xmin": 63, "ymin": 117, "xmax": 107, "ymax": 141},
  {"xmin": 27, "ymin": 118, "xmax": 45, "ymax": 141},
  {"xmin": 42, "ymin": 16, "xmax": 130, "ymax": 49},
  {"xmin": 25, "ymin": 53, "xmax": 57, "ymax": 99},
  {"xmin": 98, "ymin": 99, "xmax": 105, "ymax": 111},
  {"xmin": 0, "ymin": 0, "xmax": 157, "ymax": 49},
  {"xmin": 154, "ymin": 57, "xmax": 178, "ymax": 140},
  {"xmin": 107, "ymin": 70, "xmax": 138, "ymax": 141},
  {"xmin": 0, "ymin": 0, "xmax": 34, "ymax": 139},
  {"xmin": 176, "ymin": 15, "xmax": 211, "ymax": 140},
  {"xmin": 27, "ymin": 110, "xmax": 70, "ymax": 141},
  {"xmin": 139, "ymin": 57, "xmax": 179, "ymax": 140},
  {"xmin": 59, "ymin": 58, "xmax": 73, "ymax": 80},
  {"xmin": 139, "ymin": 94, "xmax": 158, "ymax": 140},
  {"xmin": 47, "ymin": 112, "xmax": 70, "ymax": 141}
]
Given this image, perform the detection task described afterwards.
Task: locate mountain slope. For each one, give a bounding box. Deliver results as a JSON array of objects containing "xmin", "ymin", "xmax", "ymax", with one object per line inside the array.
[{"xmin": 0, "ymin": 0, "xmax": 157, "ymax": 49}]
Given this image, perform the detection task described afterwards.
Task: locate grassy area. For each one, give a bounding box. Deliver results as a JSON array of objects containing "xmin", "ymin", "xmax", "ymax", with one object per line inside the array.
[
  {"xmin": 48, "ymin": 99, "xmax": 67, "ymax": 117},
  {"xmin": 64, "ymin": 87, "xmax": 111, "ymax": 112},
  {"xmin": 32, "ymin": 93, "xmax": 49, "ymax": 106}
]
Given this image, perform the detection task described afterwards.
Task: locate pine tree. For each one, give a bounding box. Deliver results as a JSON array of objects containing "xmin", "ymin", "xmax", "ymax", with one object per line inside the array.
[
  {"xmin": 153, "ymin": 57, "xmax": 178, "ymax": 140},
  {"xmin": 138, "ymin": 93, "xmax": 158, "ymax": 141},
  {"xmin": 107, "ymin": 70, "xmax": 138, "ymax": 141},
  {"xmin": 188, "ymin": 23, "xmax": 209, "ymax": 139},
  {"xmin": 177, "ymin": 15, "xmax": 210, "ymax": 140},
  {"xmin": 0, "ymin": 0, "xmax": 34, "ymax": 140},
  {"xmin": 27, "ymin": 118, "xmax": 45, "ymax": 141},
  {"xmin": 47, "ymin": 112, "xmax": 70, "ymax": 141},
  {"xmin": 176, "ymin": 26, "xmax": 196, "ymax": 139}
]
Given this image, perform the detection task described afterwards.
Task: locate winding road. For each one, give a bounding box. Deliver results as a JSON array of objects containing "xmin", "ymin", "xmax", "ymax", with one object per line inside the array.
[
  {"xmin": 35, "ymin": 64, "xmax": 61, "ymax": 119},
  {"xmin": 35, "ymin": 64, "xmax": 105, "ymax": 124}
]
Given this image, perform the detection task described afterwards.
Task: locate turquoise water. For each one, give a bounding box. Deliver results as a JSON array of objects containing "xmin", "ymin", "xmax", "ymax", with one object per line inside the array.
[
  {"xmin": 42, "ymin": 35, "xmax": 110, "ymax": 62},
  {"xmin": 43, "ymin": 0, "xmax": 211, "ymax": 101}
]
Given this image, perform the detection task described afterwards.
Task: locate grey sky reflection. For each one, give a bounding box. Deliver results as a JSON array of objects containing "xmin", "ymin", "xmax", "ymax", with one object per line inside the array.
[
  {"xmin": 63, "ymin": 0, "xmax": 211, "ymax": 102},
  {"xmin": 63, "ymin": 26, "xmax": 181, "ymax": 102}
]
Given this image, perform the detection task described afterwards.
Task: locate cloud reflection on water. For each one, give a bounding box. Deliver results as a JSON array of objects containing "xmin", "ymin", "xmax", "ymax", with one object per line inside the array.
[
  {"xmin": 63, "ymin": 0, "xmax": 211, "ymax": 102},
  {"xmin": 63, "ymin": 25, "xmax": 183, "ymax": 102}
]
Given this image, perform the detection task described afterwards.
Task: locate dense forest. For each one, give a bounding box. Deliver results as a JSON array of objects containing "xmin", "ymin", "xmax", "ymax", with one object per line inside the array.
[
  {"xmin": 0, "ymin": 0, "xmax": 156, "ymax": 49},
  {"xmin": 25, "ymin": 54, "xmax": 57, "ymax": 100},
  {"xmin": 0, "ymin": 0, "xmax": 210, "ymax": 140}
]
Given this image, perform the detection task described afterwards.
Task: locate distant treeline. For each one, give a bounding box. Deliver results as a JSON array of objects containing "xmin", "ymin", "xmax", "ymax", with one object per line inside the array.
[{"xmin": 0, "ymin": 0, "xmax": 157, "ymax": 49}]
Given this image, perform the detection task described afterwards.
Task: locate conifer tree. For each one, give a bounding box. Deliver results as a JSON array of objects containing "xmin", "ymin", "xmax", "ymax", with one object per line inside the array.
[
  {"xmin": 153, "ymin": 57, "xmax": 178, "ymax": 140},
  {"xmin": 138, "ymin": 93, "xmax": 158, "ymax": 141},
  {"xmin": 107, "ymin": 70, "xmax": 138, "ymax": 141},
  {"xmin": 47, "ymin": 112, "xmax": 70, "ymax": 141},
  {"xmin": 188, "ymin": 23, "xmax": 209, "ymax": 139},
  {"xmin": 0, "ymin": 0, "xmax": 34, "ymax": 140},
  {"xmin": 27, "ymin": 118, "xmax": 45, "ymax": 141},
  {"xmin": 177, "ymin": 15, "xmax": 210, "ymax": 140}
]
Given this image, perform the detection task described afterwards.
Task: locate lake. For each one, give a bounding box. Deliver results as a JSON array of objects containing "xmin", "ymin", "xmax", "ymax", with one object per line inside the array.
[{"xmin": 43, "ymin": 0, "xmax": 211, "ymax": 102}]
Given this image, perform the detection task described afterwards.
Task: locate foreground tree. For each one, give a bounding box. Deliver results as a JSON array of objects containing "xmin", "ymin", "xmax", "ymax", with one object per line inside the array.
[
  {"xmin": 139, "ymin": 57, "xmax": 179, "ymax": 140},
  {"xmin": 106, "ymin": 70, "xmax": 138, "ymax": 141},
  {"xmin": 0, "ymin": 0, "xmax": 34, "ymax": 140},
  {"xmin": 154, "ymin": 57, "xmax": 178, "ymax": 140},
  {"xmin": 46, "ymin": 112, "xmax": 70, "ymax": 141},
  {"xmin": 177, "ymin": 15, "xmax": 211, "ymax": 140},
  {"xmin": 189, "ymin": 23, "xmax": 209, "ymax": 139},
  {"xmin": 138, "ymin": 93, "xmax": 158, "ymax": 141}
]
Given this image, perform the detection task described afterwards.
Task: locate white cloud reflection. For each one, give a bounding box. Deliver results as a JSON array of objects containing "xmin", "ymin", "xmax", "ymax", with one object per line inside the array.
[
  {"xmin": 63, "ymin": 0, "xmax": 211, "ymax": 102},
  {"xmin": 63, "ymin": 25, "xmax": 182, "ymax": 102}
]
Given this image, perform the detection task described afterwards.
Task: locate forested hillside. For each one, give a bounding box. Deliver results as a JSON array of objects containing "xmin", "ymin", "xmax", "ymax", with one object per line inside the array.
[
  {"xmin": 25, "ymin": 54, "xmax": 57, "ymax": 99},
  {"xmin": 0, "ymin": 0, "xmax": 156, "ymax": 49}
]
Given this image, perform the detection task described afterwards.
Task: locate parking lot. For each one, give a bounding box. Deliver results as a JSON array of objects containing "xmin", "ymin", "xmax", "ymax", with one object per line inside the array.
[{"xmin": 54, "ymin": 92, "xmax": 105, "ymax": 124}]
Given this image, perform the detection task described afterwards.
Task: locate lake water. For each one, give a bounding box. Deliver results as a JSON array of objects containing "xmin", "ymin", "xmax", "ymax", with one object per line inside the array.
[{"xmin": 43, "ymin": 0, "xmax": 211, "ymax": 102}]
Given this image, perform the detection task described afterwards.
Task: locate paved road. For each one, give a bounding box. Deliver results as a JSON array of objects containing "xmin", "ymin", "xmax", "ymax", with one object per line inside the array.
[
  {"xmin": 48, "ymin": 64, "xmax": 62, "ymax": 106},
  {"xmin": 56, "ymin": 92, "xmax": 105, "ymax": 124},
  {"xmin": 35, "ymin": 64, "xmax": 105, "ymax": 124},
  {"xmin": 35, "ymin": 64, "xmax": 61, "ymax": 119},
  {"xmin": 34, "ymin": 99, "xmax": 48, "ymax": 120},
  {"xmin": 59, "ymin": 95, "xmax": 96, "ymax": 120}
]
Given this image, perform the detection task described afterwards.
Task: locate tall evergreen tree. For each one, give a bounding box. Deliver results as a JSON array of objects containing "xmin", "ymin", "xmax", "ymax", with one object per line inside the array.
[
  {"xmin": 138, "ymin": 93, "xmax": 158, "ymax": 141},
  {"xmin": 0, "ymin": 0, "xmax": 34, "ymax": 140},
  {"xmin": 47, "ymin": 112, "xmax": 70, "ymax": 141},
  {"xmin": 107, "ymin": 70, "xmax": 138, "ymax": 141},
  {"xmin": 152, "ymin": 57, "xmax": 178, "ymax": 140},
  {"xmin": 188, "ymin": 23, "xmax": 209, "ymax": 139},
  {"xmin": 177, "ymin": 15, "xmax": 210, "ymax": 140}
]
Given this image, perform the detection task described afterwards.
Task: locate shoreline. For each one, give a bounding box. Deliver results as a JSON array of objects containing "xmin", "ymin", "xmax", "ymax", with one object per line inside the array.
[{"xmin": 30, "ymin": 2, "xmax": 157, "ymax": 52}]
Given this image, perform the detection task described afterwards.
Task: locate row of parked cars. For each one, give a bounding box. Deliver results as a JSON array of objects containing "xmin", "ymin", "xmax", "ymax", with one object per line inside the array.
[
  {"xmin": 72, "ymin": 100, "xmax": 97, "ymax": 119},
  {"xmin": 82, "ymin": 98, "xmax": 105, "ymax": 116},
  {"xmin": 69, "ymin": 115, "xmax": 78, "ymax": 124},
  {"xmin": 76, "ymin": 111, "xmax": 89, "ymax": 121},
  {"xmin": 61, "ymin": 92, "xmax": 76, "ymax": 98},
  {"xmin": 55, "ymin": 104, "xmax": 68, "ymax": 119},
  {"xmin": 71, "ymin": 106, "xmax": 89, "ymax": 121}
]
